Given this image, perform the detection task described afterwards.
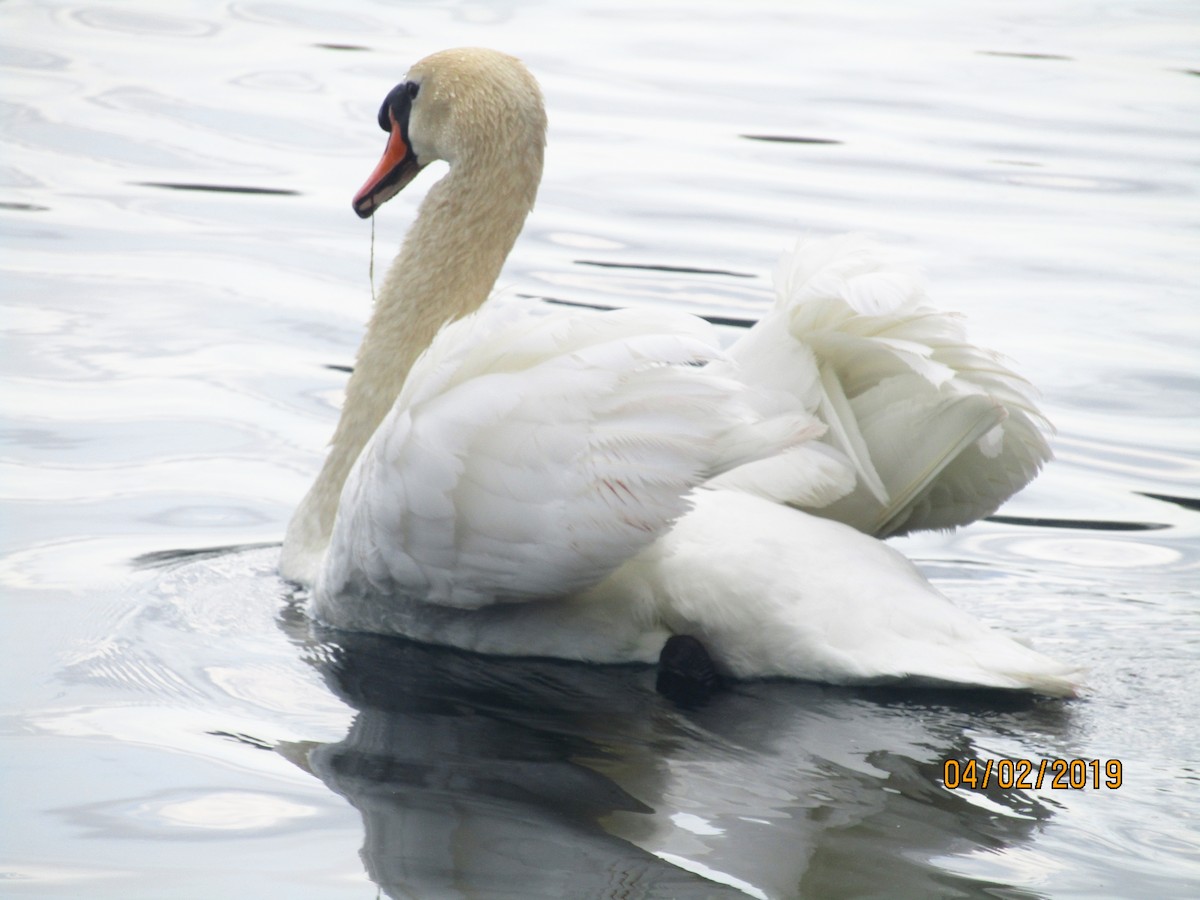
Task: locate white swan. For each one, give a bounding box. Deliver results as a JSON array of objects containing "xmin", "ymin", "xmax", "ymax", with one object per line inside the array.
[{"xmin": 281, "ymin": 48, "xmax": 1078, "ymax": 695}]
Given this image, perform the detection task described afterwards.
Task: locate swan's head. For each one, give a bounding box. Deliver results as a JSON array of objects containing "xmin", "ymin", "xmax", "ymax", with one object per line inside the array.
[{"xmin": 352, "ymin": 47, "xmax": 547, "ymax": 219}]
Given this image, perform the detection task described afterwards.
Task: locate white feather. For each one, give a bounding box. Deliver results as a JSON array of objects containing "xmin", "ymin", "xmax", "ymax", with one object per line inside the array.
[
  {"xmin": 316, "ymin": 304, "xmax": 818, "ymax": 613},
  {"xmin": 716, "ymin": 234, "xmax": 1053, "ymax": 536}
]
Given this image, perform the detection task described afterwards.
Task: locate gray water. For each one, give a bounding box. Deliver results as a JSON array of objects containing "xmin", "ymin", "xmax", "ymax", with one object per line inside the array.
[{"xmin": 3, "ymin": 1, "xmax": 1199, "ymax": 897}]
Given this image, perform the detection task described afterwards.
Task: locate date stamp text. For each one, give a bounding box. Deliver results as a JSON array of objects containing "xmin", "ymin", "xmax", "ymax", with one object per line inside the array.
[{"xmin": 942, "ymin": 758, "xmax": 1123, "ymax": 790}]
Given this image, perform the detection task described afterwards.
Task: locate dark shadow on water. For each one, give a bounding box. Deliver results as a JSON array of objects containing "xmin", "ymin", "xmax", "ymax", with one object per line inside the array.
[
  {"xmin": 130, "ymin": 541, "xmax": 280, "ymax": 570},
  {"xmin": 740, "ymin": 134, "xmax": 844, "ymax": 145},
  {"xmin": 573, "ymin": 259, "xmax": 757, "ymax": 279},
  {"xmin": 272, "ymin": 602, "xmax": 1070, "ymax": 899},
  {"xmin": 1137, "ymin": 491, "xmax": 1200, "ymax": 513},
  {"xmin": 977, "ymin": 50, "xmax": 1073, "ymax": 61},
  {"xmin": 276, "ymin": 609, "xmax": 717, "ymax": 896},
  {"xmin": 533, "ymin": 294, "xmax": 759, "ymax": 329},
  {"xmin": 0, "ymin": 201, "xmax": 51, "ymax": 212},
  {"xmin": 132, "ymin": 181, "xmax": 301, "ymax": 196},
  {"xmin": 986, "ymin": 514, "xmax": 1169, "ymax": 531}
]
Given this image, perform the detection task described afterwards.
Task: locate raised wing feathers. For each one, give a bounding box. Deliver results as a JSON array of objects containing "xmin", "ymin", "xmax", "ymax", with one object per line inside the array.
[{"xmin": 720, "ymin": 234, "xmax": 1052, "ymax": 536}]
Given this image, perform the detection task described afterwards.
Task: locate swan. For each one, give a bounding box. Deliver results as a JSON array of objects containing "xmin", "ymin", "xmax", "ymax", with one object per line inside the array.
[{"xmin": 280, "ymin": 48, "xmax": 1079, "ymax": 696}]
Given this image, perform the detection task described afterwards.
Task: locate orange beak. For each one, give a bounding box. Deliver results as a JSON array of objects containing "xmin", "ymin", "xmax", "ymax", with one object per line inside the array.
[{"xmin": 352, "ymin": 109, "xmax": 425, "ymax": 219}]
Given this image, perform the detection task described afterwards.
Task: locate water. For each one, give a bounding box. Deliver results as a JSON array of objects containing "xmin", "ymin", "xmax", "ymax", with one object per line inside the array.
[{"xmin": 3, "ymin": 1, "xmax": 1198, "ymax": 896}]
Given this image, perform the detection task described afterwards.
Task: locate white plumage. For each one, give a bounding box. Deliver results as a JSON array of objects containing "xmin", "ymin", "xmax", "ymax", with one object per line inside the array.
[
  {"xmin": 281, "ymin": 48, "xmax": 1079, "ymax": 695},
  {"xmin": 320, "ymin": 306, "xmax": 818, "ymax": 610}
]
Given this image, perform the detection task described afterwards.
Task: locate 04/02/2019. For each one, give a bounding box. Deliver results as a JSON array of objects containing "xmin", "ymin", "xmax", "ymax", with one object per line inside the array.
[{"xmin": 943, "ymin": 758, "xmax": 1123, "ymax": 790}]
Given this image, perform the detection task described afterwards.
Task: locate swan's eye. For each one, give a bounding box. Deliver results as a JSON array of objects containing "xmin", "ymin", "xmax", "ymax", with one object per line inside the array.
[{"xmin": 406, "ymin": 81, "xmax": 420, "ymax": 100}]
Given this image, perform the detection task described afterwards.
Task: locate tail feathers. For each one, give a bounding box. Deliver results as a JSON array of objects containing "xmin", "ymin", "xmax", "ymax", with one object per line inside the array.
[
  {"xmin": 880, "ymin": 662, "xmax": 1083, "ymax": 698},
  {"xmin": 987, "ymin": 666, "xmax": 1083, "ymax": 699},
  {"xmin": 881, "ymin": 633, "xmax": 1084, "ymax": 697},
  {"xmin": 814, "ymin": 638, "xmax": 1084, "ymax": 697}
]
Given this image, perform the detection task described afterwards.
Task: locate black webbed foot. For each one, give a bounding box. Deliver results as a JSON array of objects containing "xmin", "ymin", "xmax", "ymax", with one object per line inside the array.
[{"xmin": 656, "ymin": 634, "xmax": 724, "ymax": 707}]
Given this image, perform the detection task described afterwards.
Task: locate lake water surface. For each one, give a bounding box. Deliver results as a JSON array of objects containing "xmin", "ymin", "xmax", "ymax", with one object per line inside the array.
[{"xmin": 3, "ymin": 1, "xmax": 1199, "ymax": 897}]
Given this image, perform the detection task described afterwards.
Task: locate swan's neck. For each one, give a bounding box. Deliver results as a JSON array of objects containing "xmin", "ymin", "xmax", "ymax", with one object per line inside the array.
[{"xmin": 281, "ymin": 150, "xmax": 542, "ymax": 583}]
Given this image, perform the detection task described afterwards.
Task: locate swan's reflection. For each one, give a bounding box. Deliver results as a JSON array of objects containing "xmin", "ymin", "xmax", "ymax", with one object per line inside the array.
[{"xmin": 280, "ymin": 607, "xmax": 1069, "ymax": 899}]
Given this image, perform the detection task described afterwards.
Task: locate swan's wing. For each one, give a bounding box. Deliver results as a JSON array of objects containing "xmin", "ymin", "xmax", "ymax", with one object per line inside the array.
[
  {"xmin": 318, "ymin": 305, "xmax": 818, "ymax": 610},
  {"xmin": 716, "ymin": 234, "xmax": 1052, "ymax": 537}
]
